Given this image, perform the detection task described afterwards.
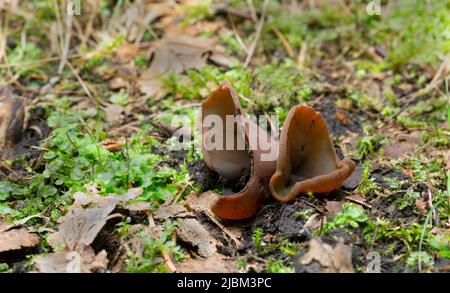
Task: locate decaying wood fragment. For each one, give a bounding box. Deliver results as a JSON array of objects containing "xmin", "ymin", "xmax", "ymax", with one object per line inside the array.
[{"xmin": 0, "ymin": 93, "xmax": 25, "ymax": 159}]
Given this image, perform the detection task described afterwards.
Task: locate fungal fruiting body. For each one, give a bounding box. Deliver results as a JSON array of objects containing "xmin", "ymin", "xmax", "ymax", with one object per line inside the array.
[
  {"xmin": 199, "ymin": 81, "xmax": 278, "ymax": 220},
  {"xmin": 269, "ymin": 105, "xmax": 356, "ymax": 202}
]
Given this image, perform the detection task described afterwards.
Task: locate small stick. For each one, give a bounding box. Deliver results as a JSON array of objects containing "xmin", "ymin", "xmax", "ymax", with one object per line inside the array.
[
  {"xmin": 244, "ymin": 0, "xmax": 269, "ymax": 68},
  {"xmin": 227, "ymin": 13, "xmax": 249, "ymax": 54},
  {"xmin": 173, "ymin": 185, "xmax": 190, "ymax": 204},
  {"xmin": 270, "ymin": 26, "xmax": 294, "ymax": 58},
  {"xmin": 65, "ymin": 61, "xmax": 99, "ymax": 106},
  {"xmin": 246, "ymin": 0, "xmax": 258, "ymax": 22},
  {"xmin": 205, "ymin": 209, "xmax": 242, "ymax": 247},
  {"xmin": 297, "ymin": 42, "xmax": 308, "ymax": 69},
  {"xmin": 161, "ymin": 250, "xmax": 177, "ymax": 273},
  {"xmin": 58, "ymin": 13, "xmax": 73, "ymax": 74},
  {"xmin": 345, "ymin": 196, "xmax": 372, "ymax": 209}
]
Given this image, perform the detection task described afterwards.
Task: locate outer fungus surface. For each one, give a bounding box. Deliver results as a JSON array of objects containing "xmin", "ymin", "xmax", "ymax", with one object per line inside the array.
[
  {"xmin": 269, "ymin": 105, "xmax": 355, "ymax": 202},
  {"xmin": 200, "ymin": 81, "xmax": 278, "ymax": 220}
]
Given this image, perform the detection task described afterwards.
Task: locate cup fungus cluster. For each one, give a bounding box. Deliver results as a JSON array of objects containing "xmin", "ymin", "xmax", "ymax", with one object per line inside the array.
[{"xmin": 199, "ymin": 81, "xmax": 355, "ymax": 220}]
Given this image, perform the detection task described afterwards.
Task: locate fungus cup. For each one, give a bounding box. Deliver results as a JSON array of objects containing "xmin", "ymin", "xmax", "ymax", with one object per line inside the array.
[
  {"xmin": 199, "ymin": 83, "xmax": 356, "ymax": 219},
  {"xmin": 269, "ymin": 105, "xmax": 356, "ymax": 202},
  {"xmin": 199, "ymin": 81, "xmax": 278, "ymax": 220}
]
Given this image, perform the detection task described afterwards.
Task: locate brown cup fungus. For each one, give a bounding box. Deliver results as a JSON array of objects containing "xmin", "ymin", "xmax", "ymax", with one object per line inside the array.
[
  {"xmin": 200, "ymin": 82, "xmax": 355, "ymax": 219},
  {"xmin": 199, "ymin": 81, "xmax": 277, "ymax": 220},
  {"xmin": 269, "ymin": 105, "xmax": 356, "ymax": 202}
]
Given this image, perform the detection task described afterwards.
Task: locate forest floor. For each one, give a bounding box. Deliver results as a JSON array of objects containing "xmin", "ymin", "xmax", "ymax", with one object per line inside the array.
[{"xmin": 0, "ymin": 0, "xmax": 449, "ymax": 273}]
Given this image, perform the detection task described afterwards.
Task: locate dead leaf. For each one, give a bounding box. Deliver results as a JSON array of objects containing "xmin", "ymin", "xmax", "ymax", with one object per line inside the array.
[
  {"xmin": 104, "ymin": 104, "xmax": 124, "ymax": 125},
  {"xmin": 115, "ymin": 42, "xmax": 140, "ymax": 64},
  {"xmin": 154, "ymin": 205, "xmax": 194, "ymax": 220},
  {"xmin": 383, "ymin": 142, "xmax": 415, "ymax": 160},
  {"xmin": 176, "ymin": 254, "xmax": 238, "ymax": 273},
  {"xmin": 335, "ymin": 108, "xmax": 349, "ymax": 126},
  {"xmin": 325, "ymin": 201, "xmax": 343, "ymax": 219},
  {"xmin": 208, "ymin": 51, "xmax": 238, "ymax": 68},
  {"xmin": 299, "ymin": 213, "xmax": 323, "ymax": 235},
  {"xmin": 177, "ymin": 218, "xmax": 217, "ymax": 257},
  {"xmin": 109, "ymin": 77, "xmax": 129, "ymax": 90},
  {"xmin": 35, "ymin": 247, "xmax": 107, "ymax": 273},
  {"xmin": 138, "ymin": 35, "xmax": 236, "ymax": 97},
  {"xmin": 415, "ymin": 199, "xmax": 428, "ymax": 215},
  {"xmin": 122, "ymin": 201, "xmax": 151, "ymax": 212},
  {"xmin": 0, "ymin": 221, "xmax": 39, "ymax": 253},
  {"xmin": 184, "ymin": 191, "xmax": 217, "ymax": 213},
  {"xmin": 47, "ymin": 188, "xmax": 143, "ymax": 251},
  {"xmin": 101, "ymin": 137, "xmax": 126, "ymax": 152},
  {"xmin": 383, "ymin": 133, "xmax": 420, "ymax": 160},
  {"xmin": 298, "ymin": 238, "xmax": 354, "ymax": 273},
  {"xmin": 342, "ymin": 165, "xmax": 362, "ymax": 189}
]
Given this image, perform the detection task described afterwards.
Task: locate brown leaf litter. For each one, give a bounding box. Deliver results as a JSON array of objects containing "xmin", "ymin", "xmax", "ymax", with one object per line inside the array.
[
  {"xmin": 34, "ymin": 247, "xmax": 108, "ymax": 273},
  {"xmin": 0, "ymin": 221, "xmax": 39, "ymax": 253},
  {"xmin": 138, "ymin": 35, "xmax": 237, "ymax": 97},
  {"xmin": 34, "ymin": 187, "xmax": 143, "ymax": 273},
  {"xmin": 176, "ymin": 254, "xmax": 238, "ymax": 273},
  {"xmin": 297, "ymin": 237, "xmax": 354, "ymax": 273},
  {"xmin": 151, "ymin": 202, "xmax": 217, "ymax": 258},
  {"xmin": 176, "ymin": 218, "xmax": 217, "ymax": 258},
  {"xmin": 382, "ymin": 132, "xmax": 420, "ymax": 160}
]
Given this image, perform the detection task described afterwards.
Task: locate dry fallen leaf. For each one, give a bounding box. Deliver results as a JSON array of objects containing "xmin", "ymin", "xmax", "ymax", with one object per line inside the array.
[
  {"xmin": 47, "ymin": 188, "xmax": 143, "ymax": 251},
  {"xmin": 299, "ymin": 213, "xmax": 323, "ymax": 235},
  {"xmin": 298, "ymin": 237, "xmax": 354, "ymax": 273},
  {"xmin": 101, "ymin": 137, "xmax": 126, "ymax": 152},
  {"xmin": 108, "ymin": 77, "xmax": 129, "ymax": 90},
  {"xmin": 176, "ymin": 254, "xmax": 238, "ymax": 273},
  {"xmin": 415, "ymin": 199, "xmax": 428, "ymax": 215},
  {"xmin": 35, "ymin": 247, "xmax": 108, "ymax": 273},
  {"xmin": 342, "ymin": 165, "xmax": 362, "ymax": 189},
  {"xmin": 335, "ymin": 108, "xmax": 349, "ymax": 126},
  {"xmin": 36, "ymin": 188, "xmax": 142, "ymax": 273},
  {"xmin": 383, "ymin": 133, "xmax": 420, "ymax": 160},
  {"xmin": 325, "ymin": 200, "xmax": 343, "ymax": 219},
  {"xmin": 153, "ymin": 204, "xmax": 194, "ymax": 220},
  {"xmin": 177, "ymin": 218, "xmax": 217, "ymax": 257},
  {"xmin": 104, "ymin": 104, "xmax": 124, "ymax": 126},
  {"xmin": 184, "ymin": 191, "xmax": 217, "ymax": 213},
  {"xmin": 115, "ymin": 42, "xmax": 140, "ymax": 64},
  {"xmin": 138, "ymin": 35, "xmax": 237, "ymax": 97},
  {"xmin": 0, "ymin": 221, "xmax": 39, "ymax": 253}
]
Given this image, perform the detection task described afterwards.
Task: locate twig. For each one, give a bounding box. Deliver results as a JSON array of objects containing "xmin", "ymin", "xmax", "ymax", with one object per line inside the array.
[
  {"xmin": 58, "ymin": 12, "xmax": 73, "ymax": 74},
  {"xmin": 246, "ymin": 0, "xmax": 258, "ymax": 22},
  {"xmin": 409, "ymin": 55, "xmax": 450, "ymax": 101},
  {"xmin": 173, "ymin": 184, "xmax": 190, "ymax": 205},
  {"xmin": 65, "ymin": 60, "xmax": 98, "ymax": 105},
  {"xmin": 244, "ymin": 0, "xmax": 269, "ymax": 68},
  {"xmin": 270, "ymin": 26, "xmax": 294, "ymax": 58},
  {"xmin": 204, "ymin": 209, "xmax": 242, "ymax": 247},
  {"xmin": 345, "ymin": 196, "xmax": 372, "ymax": 209},
  {"xmin": 227, "ymin": 13, "xmax": 249, "ymax": 54},
  {"xmin": 161, "ymin": 250, "xmax": 177, "ymax": 272},
  {"xmin": 297, "ymin": 42, "xmax": 308, "ymax": 69}
]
